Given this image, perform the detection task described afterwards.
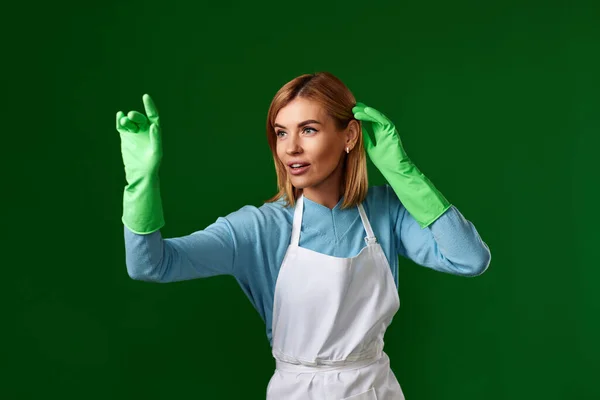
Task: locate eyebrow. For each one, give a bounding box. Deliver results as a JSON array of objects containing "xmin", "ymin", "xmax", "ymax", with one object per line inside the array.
[{"xmin": 273, "ymin": 119, "xmax": 321, "ymax": 129}]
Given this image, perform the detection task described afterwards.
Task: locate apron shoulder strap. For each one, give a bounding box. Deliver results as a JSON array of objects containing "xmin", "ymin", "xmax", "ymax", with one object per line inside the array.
[
  {"xmin": 290, "ymin": 195, "xmax": 304, "ymax": 246},
  {"xmin": 357, "ymin": 204, "xmax": 377, "ymax": 244}
]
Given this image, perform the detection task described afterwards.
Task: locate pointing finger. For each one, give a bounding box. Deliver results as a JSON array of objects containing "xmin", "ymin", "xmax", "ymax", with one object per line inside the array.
[{"xmin": 143, "ymin": 94, "xmax": 159, "ymax": 125}]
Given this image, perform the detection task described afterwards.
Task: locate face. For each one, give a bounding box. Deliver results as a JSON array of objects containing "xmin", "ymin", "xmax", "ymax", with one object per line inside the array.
[{"xmin": 273, "ymin": 97, "xmax": 358, "ymax": 196}]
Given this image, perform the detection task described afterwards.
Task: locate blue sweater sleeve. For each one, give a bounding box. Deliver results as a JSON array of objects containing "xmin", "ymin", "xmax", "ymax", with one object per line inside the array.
[
  {"xmin": 123, "ymin": 216, "xmax": 238, "ymax": 282},
  {"xmin": 389, "ymin": 185, "xmax": 492, "ymax": 277}
]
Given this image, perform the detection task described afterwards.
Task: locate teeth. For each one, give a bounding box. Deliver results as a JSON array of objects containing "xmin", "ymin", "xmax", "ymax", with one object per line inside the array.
[{"xmin": 291, "ymin": 164, "xmax": 304, "ymax": 168}]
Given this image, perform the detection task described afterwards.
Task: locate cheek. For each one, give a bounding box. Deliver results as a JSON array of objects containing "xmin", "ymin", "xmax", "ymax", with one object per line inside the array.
[
  {"xmin": 312, "ymin": 144, "xmax": 341, "ymax": 169},
  {"xmin": 275, "ymin": 144, "xmax": 285, "ymax": 161}
]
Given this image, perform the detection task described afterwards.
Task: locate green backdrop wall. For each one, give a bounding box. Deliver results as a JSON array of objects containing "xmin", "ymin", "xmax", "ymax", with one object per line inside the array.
[{"xmin": 5, "ymin": 0, "xmax": 598, "ymax": 399}]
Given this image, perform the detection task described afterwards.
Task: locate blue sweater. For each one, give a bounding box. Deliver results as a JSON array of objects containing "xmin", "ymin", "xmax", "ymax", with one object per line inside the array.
[{"xmin": 124, "ymin": 184, "xmax": 491, "ymax": 346}]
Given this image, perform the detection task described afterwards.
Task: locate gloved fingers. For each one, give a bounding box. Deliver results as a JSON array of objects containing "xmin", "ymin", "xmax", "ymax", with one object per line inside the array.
[
  {"xmin": 143, "ymin": 94, "xmax": 160, "ymax": 126},
  {"xmin": 352, "ymin": 102, "xmax": 368, "ymax": 114},
  {"xmin": 128, "ymin": 110, "xmax": 148, "ymax": 126},
  {"xmin": 119, "ymin": 116, "xmax": 139, "ymax": 132},
  {"xmin": 363, "ymin": 106, "xmax": 390, "ymax": 126},
  {"xmin": 354, "ymin": 111, "xmax": 378, "ymax": 124},
  {"xmin": 116, "ymin": 111, "xmax": 126, "ymax": 131}
]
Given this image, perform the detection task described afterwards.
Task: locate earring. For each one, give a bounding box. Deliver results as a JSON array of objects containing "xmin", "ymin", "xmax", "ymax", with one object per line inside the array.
[{"xmin": 346, "ymin": 147, "xmax": 350, "ymax": 154}]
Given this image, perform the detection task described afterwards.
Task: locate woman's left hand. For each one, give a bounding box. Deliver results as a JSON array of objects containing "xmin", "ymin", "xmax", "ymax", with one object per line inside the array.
[
  {"xmin": 353, "ymin": 102, "xmax": 451, "ymax": 228},
  {"xmin": 352, "ymin": 102, "xmax": 412, "ymax": 172}
]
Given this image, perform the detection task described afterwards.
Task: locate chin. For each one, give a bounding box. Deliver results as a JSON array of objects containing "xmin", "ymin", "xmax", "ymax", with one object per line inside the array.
[
  {"xmin": 289, "ymin": 177, "xmax": 314, "ymax": 190},
  {"xmin": 290, "ymin": 181, "xmax": 309, "ymax": 190}
]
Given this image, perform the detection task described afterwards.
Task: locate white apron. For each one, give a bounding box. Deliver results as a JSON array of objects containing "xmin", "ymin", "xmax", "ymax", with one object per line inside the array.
[{"xmin": 267, "ymin": 194, "xmax": 405, "ymax": 400}]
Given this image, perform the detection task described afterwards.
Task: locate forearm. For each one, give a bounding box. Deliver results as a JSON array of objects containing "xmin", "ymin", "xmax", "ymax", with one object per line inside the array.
[
  {"xmin": 418, "ymin": 206, "xmax": 491, "ymax": 276},
  {"xmin": 123, "ymin": 219, "xmax": 236, "ymax": 283},
  {"xmin": 382, "ymin": 163, "xmax": 452, "ymax": 229},
  {"xmin": 124, "ymin": 226, "xmax": 167, "ymax": 282}
]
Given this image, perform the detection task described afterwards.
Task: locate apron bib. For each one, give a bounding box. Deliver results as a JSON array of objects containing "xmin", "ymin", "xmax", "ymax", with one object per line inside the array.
[{"xmin": 267, "ymin": 195, "xmax": 405, "ymax": 399}]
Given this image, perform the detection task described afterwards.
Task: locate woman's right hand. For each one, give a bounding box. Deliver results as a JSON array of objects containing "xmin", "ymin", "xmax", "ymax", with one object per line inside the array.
[
  {"xmin": 117, "ymin": 94, "xmax": 165, "ymax": 234},
  {"xmin": 116, "ymin": 94, "xmax": 163, "ymax": 179}
]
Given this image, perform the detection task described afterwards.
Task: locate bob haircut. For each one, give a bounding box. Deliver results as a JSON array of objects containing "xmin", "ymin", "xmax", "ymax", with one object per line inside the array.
[{"xmin": 264, "ymin": 72, "xmax": 368, "ymax": 209}]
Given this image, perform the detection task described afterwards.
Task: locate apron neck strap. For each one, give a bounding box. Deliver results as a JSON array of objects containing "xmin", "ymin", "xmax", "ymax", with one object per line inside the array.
[{"xmin": 290, "ymin": 195, "xmax": 304, "ymax": 246}]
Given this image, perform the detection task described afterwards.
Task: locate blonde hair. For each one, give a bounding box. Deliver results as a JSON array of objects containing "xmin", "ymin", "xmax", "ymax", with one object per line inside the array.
[{"xmin": 265, "ymin": 71, "xmax": 368, "ymax": 209}]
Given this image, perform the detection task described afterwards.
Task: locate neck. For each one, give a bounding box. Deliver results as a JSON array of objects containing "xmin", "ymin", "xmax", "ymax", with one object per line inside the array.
[
  {"xmin": 301, "ymin": 160, "xmax": 345, "ymax": 209},
  {"xmin": 302, "ymin": 186, "xmax": 342, "ymax": 210}
]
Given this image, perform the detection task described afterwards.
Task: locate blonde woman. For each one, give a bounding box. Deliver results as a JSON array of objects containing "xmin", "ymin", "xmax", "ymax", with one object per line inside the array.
[{"xmin": 117, "ymin": 72, "xmax": 491, "ymax": 399}]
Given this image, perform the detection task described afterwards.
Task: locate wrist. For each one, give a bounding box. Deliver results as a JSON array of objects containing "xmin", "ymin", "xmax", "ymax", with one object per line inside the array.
[
  {"xmin": 122, "ymin": 174, "xmax": 165, "ymax": 234},
  {"xmin": 382, "ymin": 166, "xmax": 452, "ymax": 228}
]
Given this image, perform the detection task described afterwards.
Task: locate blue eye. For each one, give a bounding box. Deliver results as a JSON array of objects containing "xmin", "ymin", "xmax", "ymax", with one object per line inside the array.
[{"xmin": 275, "ymin": 127, "xmax": 316, "ymax": 138}]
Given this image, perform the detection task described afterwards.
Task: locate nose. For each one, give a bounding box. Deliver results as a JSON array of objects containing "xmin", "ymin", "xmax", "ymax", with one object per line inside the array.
[{"xmin": 285, "ymin": 134, "xmax": 302, "ymax": 155}]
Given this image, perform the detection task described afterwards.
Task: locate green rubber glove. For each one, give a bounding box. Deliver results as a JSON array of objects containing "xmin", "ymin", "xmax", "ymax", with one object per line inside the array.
[
  {"xmin": 353, "ymin": 102, "xmax": 451, "ymax": 228},
  {"xmin": 116, "ymin": 94, "xmax": 165, "ymax": 234}
]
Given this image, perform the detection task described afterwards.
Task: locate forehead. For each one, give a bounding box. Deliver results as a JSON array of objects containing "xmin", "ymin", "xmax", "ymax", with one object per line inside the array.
[{"xmin": 275, "ymin": 97, "xmax": 327, "ymax": 123}]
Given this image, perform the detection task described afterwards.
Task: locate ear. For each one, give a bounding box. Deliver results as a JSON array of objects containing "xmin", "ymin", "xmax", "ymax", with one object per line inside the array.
[{"xmin": 345, "ymin": 119, "xmax": 360, "ymax": 149}]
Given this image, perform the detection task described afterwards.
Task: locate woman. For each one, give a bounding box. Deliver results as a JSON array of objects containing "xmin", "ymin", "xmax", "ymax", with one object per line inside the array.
[{"xmin": 117, "ymin": 72, "xmax": 491, "ymax": 399}]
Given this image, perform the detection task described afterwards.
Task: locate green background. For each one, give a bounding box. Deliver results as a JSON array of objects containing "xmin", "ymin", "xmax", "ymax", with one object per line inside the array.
[{"xmin": 5, "ymin": 0, "xmax": 598, "ymax": 398}]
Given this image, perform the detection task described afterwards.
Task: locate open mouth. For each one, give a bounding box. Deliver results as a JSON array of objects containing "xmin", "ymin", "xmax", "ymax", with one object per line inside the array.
[
  {"xmin": 288, "ymin": 164, "xmax": 310, "ymax": 175},
  {"xmin": 290, "ymin": 163, "xmax": 309, "ymax": 169}
]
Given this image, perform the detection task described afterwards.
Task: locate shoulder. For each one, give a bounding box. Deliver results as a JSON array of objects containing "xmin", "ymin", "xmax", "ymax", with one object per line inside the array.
[
  {"xmin": 218, "ymin": 197, "xmax": 293, "ymax": 238},
  {"xmin": 364, "ymin": 184, "xmax": 403, "ymax": 216},
  {"xmin": 365, "ymin": 184, "xmax": 394, "ymax": 203}
]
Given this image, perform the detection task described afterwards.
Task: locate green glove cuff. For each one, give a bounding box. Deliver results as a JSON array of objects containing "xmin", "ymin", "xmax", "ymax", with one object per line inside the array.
[
  {"xmin": 382, "ymin": 162, "xmax": 451, "ymax": 229},
  {"xmin": 122, "ymin": 174, "xmax": 165, "ymax": 234}
]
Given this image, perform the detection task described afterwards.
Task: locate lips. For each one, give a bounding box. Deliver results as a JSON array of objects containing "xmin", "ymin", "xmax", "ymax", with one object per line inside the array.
[
  {"xmin": 288, "ymin": 163, "xmax": 310, "ymax": 175},
  {"xmin": 287, "ymin": 161, "xmax": 310, "ymax": 168}
]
